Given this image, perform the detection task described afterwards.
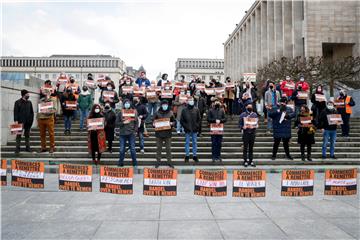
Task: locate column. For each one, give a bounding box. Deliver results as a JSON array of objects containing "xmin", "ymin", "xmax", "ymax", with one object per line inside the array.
[
  {"xmin": 255, "ymin": 7, "xmax": 262, "ymax": 70},
  {"xmin": 282, "ymin": 0, "xmax": 293, "ymax": 58},
  {"xmin": 237, "ymin": 31, "xmax": 241, "ymax": 80},
  {"xmin": 251, "ymin": 13, "xmax": 256, "ymax": 72},
  {"xmin": 261, "ymin": 1, "xmax": 268, "ymax": 66},
  {"xmin": 274, "ymin": 0, "xmax": 283, "ymax": 59},
  {"xmin": 292, "ymin": 0, "xmax": 304, "ymax": 57},
  {"xmin": 240, "ymin": 29, "xmax": 244, "ymax": 77},
  {"xmin": 267, "ymin": 0, "xmax": 275, "ymax": 61},
  {"xmin": 247, "ymin": 20, "xmax": 251, "ymax": 73}
]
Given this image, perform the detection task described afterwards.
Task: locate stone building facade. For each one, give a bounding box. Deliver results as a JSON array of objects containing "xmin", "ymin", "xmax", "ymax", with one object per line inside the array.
[{"xmin": 224, "ymin": 0, "xmax": 360, "ymax": 80}]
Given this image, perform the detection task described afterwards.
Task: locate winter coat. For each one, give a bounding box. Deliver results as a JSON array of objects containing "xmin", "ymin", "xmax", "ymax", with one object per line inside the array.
[
  {"xmin": 14, "ymin": 98, "xmax": 34, "ymax": 129},
  {"xmin": 180, "ymin": 106, "xmax": 201, "ymax": 133},
  {"xmin": 77, "ymin": 91, "xmax": 93, "ymax": 111},
  {"xmin": 153, "ymin": 108, "xmax": 176, "ymax": 139},
  {"xmin": 268, "ymin": 107, "xmax": 296, "ymax": 138}
]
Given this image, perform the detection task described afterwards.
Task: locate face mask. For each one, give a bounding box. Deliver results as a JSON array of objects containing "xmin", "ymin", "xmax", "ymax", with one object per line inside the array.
[
  {"xmin": 126, "ymin": 81, "xmax": 130, "ymax": 85},
  {"xmin": 107, "ymin": 87, "xmax": 113, "ymax": 91},
  {"xmin": 298, "ymin": 87, "xmax": 302, "ymax": 91},
  {"xmin": 124, "ymin": 103, "xmax": 130, "ymax": 109},
  {"xmin": 215, "ymin": 103, "xmax": 220, "ymax": 108},
  {"xmin": 180, "ymin": 92, "xmax": 185, "ymax": 95},
  {"xmin": 188, "ymin": 101, "xmax": 194, "ymax": 106},
  {"xmin": 269, "ymin": 85, "xmax": 274, "ymax": 90},
  {"xmin": 24, "ymin": 95, "xmax": 30, "ymax": 100},
  {"xmin": 162, "ymin": 105, "xmax": 168, "ymax": 111},
  {"xmin": 95, "ymin": 108, "xmax": 100, "ymax": 113},
  {"xmin": 67, "ymin": 89, "xmax": 72, "ymax": 93},
  {"xmin": 105, "ymin": 105, "xmax": 111, "ymax": 110},
  {"xmin": 246, "ymin": 85, "xmax": 250, "ymax": 88},
  {"xmin": 317, "ymin": 88, "xmax": 322, "ymax": 92},
  {"xmin": 286, "ymin": 77, "xmax": 290, "ymax": 81},
  {"xmin": 83, "ymin": 87, "xmax": 88, "ymax": 91},
  {"xmin": 327, "ymin": 104, "xmax": 334, "ymax": 110},
  {"xmin": 70, "ymin": 80, "xmax": 75, "ymax": 83},
  {"xmin": 300, "ymin": 78, "xmax": 304, "ymax": 82},
  {"xmin": 246, "ymin": 107, "xmax": 253, "ymax": 112}
]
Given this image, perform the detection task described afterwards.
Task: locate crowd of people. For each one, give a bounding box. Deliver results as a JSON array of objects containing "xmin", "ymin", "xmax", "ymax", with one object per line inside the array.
[{"xmin": 13, "ymin": 71, "xmax": 356, "ymax": 167}]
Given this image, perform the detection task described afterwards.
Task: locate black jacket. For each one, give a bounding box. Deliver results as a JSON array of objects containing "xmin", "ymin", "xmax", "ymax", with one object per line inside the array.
[
  {"xmin": 318, "ymin": 108, "xmax": 338, "ymax": 131},
  {"xmin": 180, "ymin": 106, "xmax": 201, "ymax": 133},
  {"xmin": 60, "ymin": 94, "xmax": 76, "ymax": 117},
  {"xmin": 153, "ymin": 108, "xmax": 176, "ymax": 138},
  {"xmin": 135, "ymin": 103, "xmax": 148, "ymax": 132},
  {"xmin": 207, "ymin": 107, "xmax": 226, "ymax": 124},
  {"xmin": 195, "ymin": 96, "xmax": 207, "ymax": 115},
  {"xmin": 14, "ymin": 98, "xmax": 34, "ymax": 129}
]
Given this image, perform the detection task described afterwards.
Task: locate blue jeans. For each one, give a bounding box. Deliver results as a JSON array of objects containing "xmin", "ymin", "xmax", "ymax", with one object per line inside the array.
[
  {"xmin": 119, "ymin": 134, "xmax": 137, "ymax": 166},
  {"xmin": 267, "ymin": 111, "xmax": 273, "ymax": 130},
  {"xmin": 146, "ymin": 102, "xmax": 158, "ymax": 123},
  {"xmin": 79, "ymin": 109, "xmax": 89, "ymax": 129},
  {"xmin": 64, "ymin": 115, "xmax": 72, "ymax": 130},
  {"xmin": 185, "ymin": 132, "xmax": 198, "ymax": 156},
  {"xmin": 138, "ymin": 132, "xmax": 144, "ymax": 150},
  {"xmin": 176, "ymin": 120, "xmax": 184, "ymax": 133},
  {"xmin": 322, "ymin": 130, "xmax": 337, "ymax": 157}
]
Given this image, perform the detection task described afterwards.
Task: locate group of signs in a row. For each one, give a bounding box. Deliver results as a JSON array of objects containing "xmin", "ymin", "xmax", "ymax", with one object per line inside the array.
[{"xmin": 1, "ymin": 160, "xmax": 357, "ymax": 197}]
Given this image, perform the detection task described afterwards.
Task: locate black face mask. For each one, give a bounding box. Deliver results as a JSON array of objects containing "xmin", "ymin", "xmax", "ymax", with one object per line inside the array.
[
  {"xmin": 269, "ymin": 86, "xmax": 274, "ymax": 90},
  {"xmin": 340, "ymin": 93, "xmax": 344, "ymax": 97},
  {"xmin": 70, "ymin": 80, "xmax": 75, "ymax": 83},
  {"xmin": 246, "ymin": 107, "xmax": 253, "ymax": 112},
  {"xmin": 215, "ymin": 104, "xmax": 220, "ymax": 109},
  {"xmin": 83, "ymin": 87, "xmax": 88, "ymax": 91},
  {"xmin": 24, "ymin": 95, "xmax": 30, "ymax": 100}
]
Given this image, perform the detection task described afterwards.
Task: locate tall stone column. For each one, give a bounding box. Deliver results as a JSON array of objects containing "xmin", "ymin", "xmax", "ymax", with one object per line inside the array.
[
  {"xmin": 237, "ymin": 31, "xmax": 241, "ymax": 79},
  {"xmin": 292, "ymin": 0, "xmax": 304, "ymax": 58},
  {"xmin": 251, "ymin": 13, "xmax": 256, "ymax": 72},
  {"xmin": 282, "ymin": 0, "xmax": 293, "ymax": 58},
  {"xmin": 256, "ymin": 7, "xmax": 262, "ymax": 71},
  {"xmin": 261, "ymin": 1, "xmax": 268, "ymax": 66},
  {"xmin": 274, "ymin": 0, "xmax": 283, "ymax": 59},
  {"xmin": 247, "ymin": 20, "xmax": 252, "ymax": 73},
  {"xmin": 240, "ymin": 29, "xmax": 244, "ymax": 77},
  {"xmin": 267, "ymin": 0, "xmax": 275, "ymax": 62}
]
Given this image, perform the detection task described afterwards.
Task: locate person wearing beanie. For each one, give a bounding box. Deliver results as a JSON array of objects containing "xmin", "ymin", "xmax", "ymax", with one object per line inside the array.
[
  {"xmin": 336, "ymin": 89, "xmax": 355, "ymax": 138},
  {"xmin": 180, "ymin": 97, "xmax": 201, "ymax": 163},
  {"xmin": 153, "ymin": 100, "xmax": 176, "ymax": 168},
  {"xmin": 13, "ymin": 89, "xmax": 34, "ymax": 154},
  {"xmin": 77, "ymin": 85, "xmax": 93, "ymax": 131},
  {"xmin": 318, "ymin": 98, "xmax": 339, "ymax": 159},
  {"xmin": 207, "ymin": 99, "xmax": 227, "ymax": 162},
  {"xmin": 269, "ymin": 97, "xmax": 296, "ymax": 160},
  {"xmin": 239, "ymin": 102, "xmax": 258, "ymax": 167}
]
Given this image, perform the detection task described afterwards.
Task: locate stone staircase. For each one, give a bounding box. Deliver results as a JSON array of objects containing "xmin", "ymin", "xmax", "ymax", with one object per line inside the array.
[{"xmin": 1, "ymin": 116, "xmax": 360, "ymax": 166}]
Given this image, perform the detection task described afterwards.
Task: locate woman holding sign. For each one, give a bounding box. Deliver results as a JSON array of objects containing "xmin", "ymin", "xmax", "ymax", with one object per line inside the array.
[
  {"xmin": 87, "ymin": 104, "xmax": 106, "ymax": 165},
  {"xmin": 207, "ymin": 99, "xmax": 226, "ymax": 162},
  {"xmin": 153, "ymin": 100, "xmax": 176, "ymax": 168},
  {"xmin": 239, "ymin": 102, "xmax": 258, "ymax": 167},
  {"xmin": 99, "ymin": 82, "xmax": 119, "ymax": 109},
  {"xmin": 60, "ymin": 87, "xmax": 77, "ymax": 135},
  {"xmin": 295, "ymin": 105, "xmax": 315, "ymax": 161},
  {"xmin": 311, "ymin": 85, "xmax": 326, "ymax": 126}
]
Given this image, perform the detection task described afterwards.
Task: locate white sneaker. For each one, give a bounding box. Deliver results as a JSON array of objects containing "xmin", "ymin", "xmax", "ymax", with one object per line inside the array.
[
  {"xmin": 140, "ymin": 149, "xmax": 145, "ymax": 154},
  {"xmin": 177, "ymin": 131, "xmax": 180, "ymax": 134}
]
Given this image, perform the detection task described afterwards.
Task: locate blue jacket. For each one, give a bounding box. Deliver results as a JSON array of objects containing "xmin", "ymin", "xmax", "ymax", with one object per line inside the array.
[
  {"xmin": 135, "ymin": 77, "xmax": 151, "ymax": 88},
  {"xmin": 268, "ymin": 107, "xmax": 295, "ymax": 138}
]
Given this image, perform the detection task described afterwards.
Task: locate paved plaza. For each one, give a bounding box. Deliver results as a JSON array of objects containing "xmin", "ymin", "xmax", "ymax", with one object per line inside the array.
[{"xmin": 1, "ymin": 166, "xmax": 359, "ymax": 239}]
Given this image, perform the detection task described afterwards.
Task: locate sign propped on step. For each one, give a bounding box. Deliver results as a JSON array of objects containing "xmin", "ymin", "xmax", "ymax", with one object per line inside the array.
[
  {"xmin": 59, "ymin": 164, "xmax": 92, "ymax": 192},
  {"xmin": 233, "ymin": 170, "xmax": 266, "ymax": 197},
  {"xmin": 11, "ymin": 160, "xmax": 44, "ymax": 189},
  {"xmin": 100, "ymin": 166, "xmax": 133, "ymax": 195},
  {"xmin": 325, "ymin": 169, "xmax": 357, "ymax": 195},
  {"xmin": 143, "ymin": 168, "xmax": 177, "ymax": 196},
  {"xmin": 281, "ymin": 169, "xmax": 314, "ymax": 197},
  {"xmin": 194, "ymin": 170, "xmax": 227, "ymax": 197},
  {"xmin": 1, "ymin": 159, "xmax": 7, "ymax": 186}
]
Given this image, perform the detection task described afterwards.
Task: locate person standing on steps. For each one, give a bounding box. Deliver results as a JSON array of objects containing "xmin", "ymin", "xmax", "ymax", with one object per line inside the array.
[
  {"xmin": 311, "ymin": 85, "xmax": 326, "ymax": 127},
  {"xmin": 60, "ymin": 87, "xmax": 77, "ymax": 135},
  {"xmin": 77, "ymin": 86, "xmax": 93, "ymax": 131},
  {"xmin": 134, "ymin": 96, "xmax": 148, "ymax": 154},
  {"xmin": 336, "ymin": 89, "xmax": 355, "ymax": 138},
  {"xmin": 239, "ymin": 102, "xmax": 258, "ymax": 167},
  {"xmin": 295, "ymin": 105, "xmax": 315, "ymax": 161},
  {"xmin": 269, "ymin": 97, "xmax": 296, "ymax": 160},
  {"xmin": 264, "ymin": 81, "xmax": 281, "ymax": 135},
  {"xmin": 207, "ymin": 99, "xmax": 227, "ymax": 162},
  {"xmin": 87, "ymin": 104, "xmax": 107, "ymax": 165},
  {"xmin": 116, "ymin": 99, "xmax": 138, "ymax": 167},
  {"xmin": 194, "ymin": 90, "xmax": 207, "ymax": 137},
  {"xmin": 13, "ymin": 89, "xmax": 34, "ymax": 154},
  {"xmin": 37, "ymin": 90, "xmax": 57, "ymax": 153},
  {"xmin": 180, "ymin": 97, "xmax": 201, "ymax": 163},
  {"xmin": 153, "ymin": 100, "xmax": 176, "ymax": 168},
  {"xmin": 104, "ymin": 103, "xmax": 116, "ymax": 153}
]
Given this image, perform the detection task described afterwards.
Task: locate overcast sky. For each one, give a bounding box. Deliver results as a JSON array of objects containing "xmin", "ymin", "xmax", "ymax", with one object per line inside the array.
[{"xmin": 2, "ymin": 0, "xmax": 253, "ymax": 80}]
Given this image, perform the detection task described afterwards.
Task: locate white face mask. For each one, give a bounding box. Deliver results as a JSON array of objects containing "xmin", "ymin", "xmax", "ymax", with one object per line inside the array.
[
  {"xmin": 300, "ymin": 78, "xmax": 304, "ymax": 82},
  {"xmin": 95, "ymin": 108, "xmax": 100, "ymax": 113},
  {"xmin": 107, "ymin": 87, "xmax": 113, "ymax": 90},
  {"xmin": 286, "ymin": 77, "xmax": 290, "ymax": 81},
  {"xmin": 327, "ymin": 104, "xmax": 334, "ymax": 110},
  {"xmin": 188, "ymin": 101, "xmax": 194, "ymax": 106}
]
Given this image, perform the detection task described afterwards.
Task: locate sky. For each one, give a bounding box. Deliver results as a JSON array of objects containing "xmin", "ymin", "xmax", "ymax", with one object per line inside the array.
[{"xmin": 1, "ymin": 0, "xmax": 254, "ymax": 80}]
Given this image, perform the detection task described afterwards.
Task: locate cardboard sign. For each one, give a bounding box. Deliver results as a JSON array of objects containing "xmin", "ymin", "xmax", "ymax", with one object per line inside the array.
[
  {"xmin": 161, "ymin": 90, "xmax": 173, "ymax": 99},
  {"xmin": 194, "ymin": 170, "xmax": 227, "ymax": 197},
  {"xmin": 334, "ymin": 99, "xmax": 345, "ymax": 108},
  {"xmin": 103, "ymin": 91, "xmax": 115, "ymax": 102},
  {"xmin": 244, "ymin": 117, "xmax": 258, "ymax": 129},
  {"xmin": 133, "ymin": 86, "xmax": 145, "ymax": 96},
  {"xmin": 215, "ymin": 87, "xmax": 225, "ymax": 95},
  {"xmin": 281, "ymin": 169, "xmax": 314, "ymax": 197},
  {"xmin": 59, "ymin": 164, "xmax": 92, "ymax": 192},
  {"xmin": 225, "ymin": 83, "xmax": 235, "ymax": 89},
  {"xmin": 315, "ymin": 94, "xmax": 326, "ymax": 102},
  {"xmin": 196, "ymin": 83, "xmax": 205, "ymax": 91},
  {"xmin": 122, "ymin": 109, "xmax": 136, "ymax": 121},
  {"xmin": 65, "ymin": 101, "xmax": 77, "ymax": 110},
  {"xmin": 204, "ymin": 88, "xmax": 215, "ymax": 95},
  {"xmin": 143, "ymin": 168, "xmax": 177, "ymax": 196},
  {"xmin": 71, "ymin": 86, "xmax": 78, "ymax": 93},
  {"xmin": 297, "ymin": 91, "xmax": 308, "ymax": 100},
  {"xmin": 38, "ymin": 101, "xmax": 54, "ymax": 113},
  {"xmin": 122, "ymin": 86, "xmax": 134, "ymax": 94},
  {"xmin": 41, "ymin": 87, "xmax": 55, "ymax": 94},
  {"xmin": 233, "ymin": 170, "xmax": 266, "ymax": 197},
  {"xmin": 146, "ymin": 90, "xmax": 157, "ymax": 99},
  {"xmin": 57, "ymin": 78, "xmax": 68, "ymax": 85},
  {"xmin": 100, "ymin": 166, "xmax": 133, "ymax": 195},
  {"xmin": 325, "ymin": 169, "xmax": 357, "ymax": 195},
  {"xmin": 11, "ymin": 160, "xmax": 44, "ymax": 189},
  {"xmin": 285, "ymin": 82, "xmax": 295, "ymax": 90},
  {"xmin": 210, "ymin": 123, "xmax": 224, "ymax": 135},
  {"xmin": 87, "ymin": 118, "xmax": 105, "ymax": 130},
  {"xmin": 175, "ymin": 82, "xmax": 187, "ymax": 89},
  {"xmin": 179, "ymin": 95, "xmax": 188, "ymax": 104},
  {"xmin": 10, "ymin": 123, "xmax": 23, "ymax": 135},
  {"xmin": 154, "ymin": 86, "xmax": 162, "ymax": 92},
  {"xmin": 243, "ymin": 73, "xmax": 256, "ymax": 82},
  {"xmin": 98, "ymin": 79, "xmax": 109, "ymax": 87},
  {"xmin": 287, "ymin": 103, "xmax": 295, "ymax": 111},
  {"xmin": 86, "ymin": 79, "xmax": 95, "ymax": 88},
  {"xmin": 1, "ymin": 159, "xmax": 7, "ymax": 186},
  {"xmin": 154, "ymin": 118, "xmax": 171, "ymax": 131},
  {"xmin": 327, "ymin": 114, "xmax": 343, "ymax": 125},
  {"xmin": 300, "ymin": 116, "xmax": 313, "ymax": 127}
]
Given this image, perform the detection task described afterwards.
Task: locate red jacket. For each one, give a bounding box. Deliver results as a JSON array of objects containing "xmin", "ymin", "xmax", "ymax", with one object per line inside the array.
[
  {"xmin": 295, "ymin": 81, "xmax": 310, "ymax": 92},
  {"xmin": 280, "ymin": 80, "xmax": 295, "ymax": 97}
]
